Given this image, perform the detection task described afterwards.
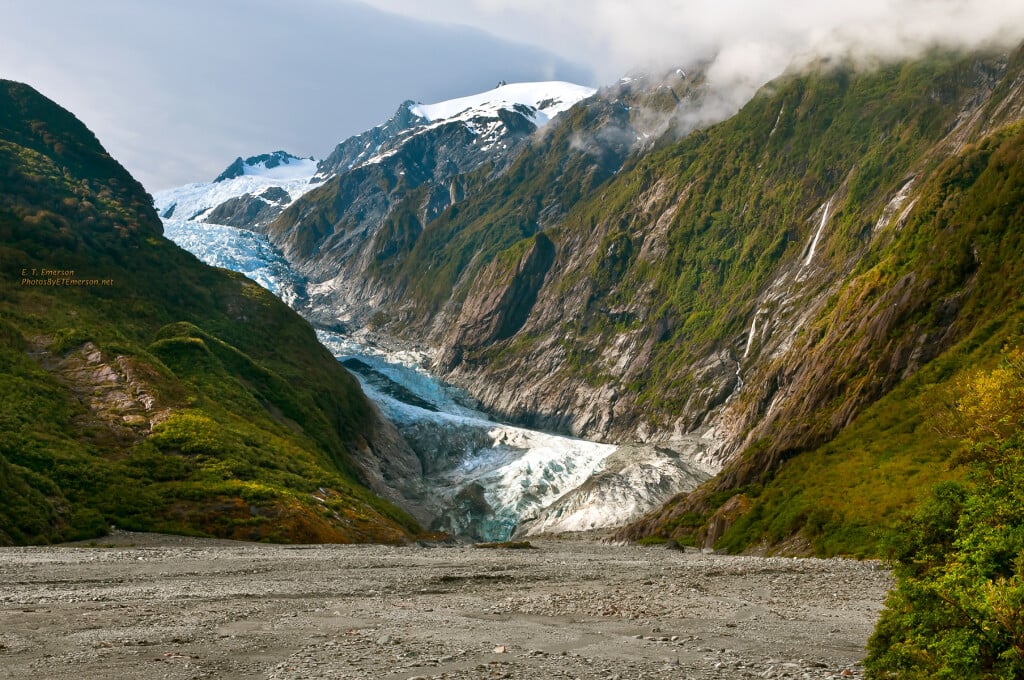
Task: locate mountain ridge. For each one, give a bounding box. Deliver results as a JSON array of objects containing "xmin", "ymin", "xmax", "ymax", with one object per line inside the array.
[
  {"xmin": 262, "ymin": 46, "xmax": 1024, "ymax": 555},
  {"xmin": 152, "ymin": 46, "xmax": 1024, "ymax": 556},
  {"xmin": 0, "ymin": 79, "xmax": 422, "ymax": 545},
  {"xmin": 214, "ymin": 151, "xmax": 314, "ymax": 183},
  {"xmin": 153, "ymin": 81, "xmax": 597, "ymax": 238}
]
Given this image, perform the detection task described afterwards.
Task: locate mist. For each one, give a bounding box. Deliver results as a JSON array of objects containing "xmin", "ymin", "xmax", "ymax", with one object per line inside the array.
[
  {"xmin": 4, "ymin": 1, "xmax": 1023, "ymax": 191},
  {"xmin": 365, "ymin": 0, "xmax": 1024, "ymax": 124}
]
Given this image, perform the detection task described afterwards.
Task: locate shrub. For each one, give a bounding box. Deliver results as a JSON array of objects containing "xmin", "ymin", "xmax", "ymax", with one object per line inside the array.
[{"xmin": 866, "ymin": 350, "xmax": 1024, "ymax": 678}]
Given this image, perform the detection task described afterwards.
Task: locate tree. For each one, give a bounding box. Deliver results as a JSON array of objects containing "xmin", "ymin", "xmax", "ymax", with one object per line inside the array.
[{"xmin": 866, "ymin": 349, "xmax": 1024, "ymax": 678}]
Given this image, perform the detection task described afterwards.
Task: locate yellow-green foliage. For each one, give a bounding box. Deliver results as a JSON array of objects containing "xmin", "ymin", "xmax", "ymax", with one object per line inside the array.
[{"xmin": 866, "ymin": 350, "xmax": 1024, "ymax": 678}]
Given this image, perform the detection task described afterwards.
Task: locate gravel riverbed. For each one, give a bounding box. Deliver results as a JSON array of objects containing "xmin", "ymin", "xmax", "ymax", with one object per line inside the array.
[{"xmin": 0, "ymin": 532, "xmax": 891, "ymax": 679}]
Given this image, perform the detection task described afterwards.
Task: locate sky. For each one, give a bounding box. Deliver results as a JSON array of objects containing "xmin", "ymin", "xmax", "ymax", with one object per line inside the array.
[
  {"xmin": 0, "ymin": 0, "xmax": 592, "ymax": 191},
  {"xmin": 2, "ymin": 1, "xmax": 1024, "ymax": 192}
]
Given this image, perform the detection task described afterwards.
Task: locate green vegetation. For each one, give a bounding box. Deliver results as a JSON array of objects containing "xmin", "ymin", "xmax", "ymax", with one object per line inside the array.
[
  {"xmin": 362, "ymin": 96, "xmax": 634, "ymax": 316},
  {"xmin": 708, "ymin": 118, "xmax": 1024, "ymax": 556},
  {"xmin": 375, "ymin": 49, "xmax": 1017, "ymax": 417},
  {"xmin": 0, "ymin": 80, "xmax": 419, "ymax": 545},
  {"xmin": 865, "ymin": 350, "xmax": 1024, "ymax": 678},
  {"xmin": 322, "ymin": 47, "xmax": 1024, "ymax": 557},
  {"xmin": 591, "ymin": 51, "xmax": 1007, "ymax": 417},
  {"xmin": 715, "ymin": 350, "xmax": 966, "ymax": 557}
]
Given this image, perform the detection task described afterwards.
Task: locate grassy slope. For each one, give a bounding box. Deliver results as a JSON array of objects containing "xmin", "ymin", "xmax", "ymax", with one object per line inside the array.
[
  {"xmin": 549, "ymin": 51, "xmax": 1010, "ymax": 418},
  {"xmin": 0, "ymin": 80, "xmax": 419, "ymax": 545},
  {"xmin": 547, "ymin": 52, "xmax": 1024, "ymax": 556},
  {"xmin": 368, "ymin": 96, "xmax": 635, "ymax": 316},
  {"xmin": 624, "ymin": 100, "xmax": 1024, "ymax": 556}
]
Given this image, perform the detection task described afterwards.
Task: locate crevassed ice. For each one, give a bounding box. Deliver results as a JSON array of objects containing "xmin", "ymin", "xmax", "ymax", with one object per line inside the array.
[
  {"xmin": 163, "ymin": 220, "xmax": 617, "ymax": 540},
  {"xmin": 162, "ymin": 219, "xmax": 305, "ymax": 306}
]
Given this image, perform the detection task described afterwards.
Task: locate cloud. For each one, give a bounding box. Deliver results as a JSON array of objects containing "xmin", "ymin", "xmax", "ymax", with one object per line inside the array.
[
  {"xmin": 362, "ymin": 0, "xmax": 1024, "ymax": 101},
  {"xmin": 359, "ymin": 0, "xmax": 1024, "ymax": 161},
  {"xmin": 4, "ymin": 1, "xmax": 1021, "ymax": 191}
]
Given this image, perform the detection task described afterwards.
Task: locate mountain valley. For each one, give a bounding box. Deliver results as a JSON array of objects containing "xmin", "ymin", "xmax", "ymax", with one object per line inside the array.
[
  {"xmin": 4, "ymin": 41, "xmax": 1024, "ymax": 560},
  {"xmin": 8, "ymin": 3, "xmax": 1024, "ymax": 677},
  {"xmin": 158, "ymin": 45, "xmax": 1024, "ymax": 558},
  {"xmin": 0, "ymin": 80, "xmax": 421, "ymax": 546}
]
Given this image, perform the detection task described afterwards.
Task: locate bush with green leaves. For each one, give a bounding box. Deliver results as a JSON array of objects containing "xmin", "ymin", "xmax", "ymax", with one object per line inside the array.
[{"xmin": 866, "ymin": 350, "xmax": 1024, "ymax": 678}]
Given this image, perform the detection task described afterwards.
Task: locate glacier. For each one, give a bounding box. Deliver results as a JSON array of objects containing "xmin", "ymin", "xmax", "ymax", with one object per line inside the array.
[
  {"xmin": 156, "ymin": 80, "xmax": 710, "ymax": 541},
  {"xmin": 163, "ymin": 216, "xmax": 710, "ymax": 541},
  {"xmin": 163, "ymin": 220, "xmax": 307, "ymax": 308},
  {"xmin": 163, "ymin": 217, "xmax": 622, "ymax": 540},
  {"xmin": 319, "ymin": 327, "xmax": 618, "ymax": 539}
]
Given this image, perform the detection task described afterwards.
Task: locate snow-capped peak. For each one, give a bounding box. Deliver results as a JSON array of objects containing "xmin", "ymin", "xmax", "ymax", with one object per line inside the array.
[
  {"xmin": 214, "ymin": 151, "xmax": 317, "ymax": 183},
  {"xmin": 408, "ymin": 81, "xmax": 596, "ymax": 127},
  {"xmin": 154, "ymin": 150, "xmax": 321, "ymax": 224},
  {"xmin": 314, "ymin": 80, "xmax": 596, "ymax": 180}
]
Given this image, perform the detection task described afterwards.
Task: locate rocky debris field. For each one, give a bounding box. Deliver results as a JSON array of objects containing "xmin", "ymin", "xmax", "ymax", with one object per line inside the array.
[{"xmin": 0, "ymin": 532, "xmax": 891, "ymax": 679}]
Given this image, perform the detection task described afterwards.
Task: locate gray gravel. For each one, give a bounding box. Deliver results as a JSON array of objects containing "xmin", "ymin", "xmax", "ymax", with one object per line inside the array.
[{"xmin": 0, "ymin": 531, "xmax": 891, "ymax": 679}]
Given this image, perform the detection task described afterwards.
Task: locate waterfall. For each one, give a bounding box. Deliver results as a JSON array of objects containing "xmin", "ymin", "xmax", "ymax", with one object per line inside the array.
[
  {"xmin": 803, "ymin": 199, "xmax": 832, "ymax": 266},
  {"xmin": 743, "ymin": 313, "xmax": 758, "ymax": 359}
]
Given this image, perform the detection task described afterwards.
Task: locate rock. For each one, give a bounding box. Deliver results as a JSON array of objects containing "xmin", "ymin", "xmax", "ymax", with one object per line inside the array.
[{"xmin": 438, "ymin": 233, "xmax": 556, "ymax": 371}]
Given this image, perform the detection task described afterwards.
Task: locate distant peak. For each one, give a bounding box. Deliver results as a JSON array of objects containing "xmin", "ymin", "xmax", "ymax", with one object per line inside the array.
[
  {"xmin": 406, "ymin": 81, "xmax": 596, "ymax": 126},
  {"xmin": 214, "ymin": 151, "xmax": 315, "ymax": 183}
]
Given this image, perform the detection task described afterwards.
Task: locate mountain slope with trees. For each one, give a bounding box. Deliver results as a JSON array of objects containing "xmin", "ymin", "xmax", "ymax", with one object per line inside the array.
[
  {"xmin": 264, "ymin": 45, "xmax": 1024, "ymax": 556},
  {"xmin": 0, "ymin": 80, "xmax": 421, "ymax": 545}
]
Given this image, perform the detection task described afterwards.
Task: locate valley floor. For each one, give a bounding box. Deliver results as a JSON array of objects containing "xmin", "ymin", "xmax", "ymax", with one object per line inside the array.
[{"xmin": 0, "ymin": 532, "xmax": 889, "ymax": 679}]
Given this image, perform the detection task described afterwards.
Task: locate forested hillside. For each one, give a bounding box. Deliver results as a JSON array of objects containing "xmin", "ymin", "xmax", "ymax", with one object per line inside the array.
[{"xmin": 0, "ymin": 80, "xmax": 421, "ymax": 545}]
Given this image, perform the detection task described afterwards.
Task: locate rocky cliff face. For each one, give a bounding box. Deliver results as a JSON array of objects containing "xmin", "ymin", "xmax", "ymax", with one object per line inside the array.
[
  {"xmin": 262, "ymin": 48, "xmax": 1024, "ymax": 553},
  {"xmin": 422, "ymin": 52, "xmax": 1024, "ymax": 457},
  {"xmin": 311, "ymin": 101, "xmax": 440, "ymax": 180},
  {"xmin": 438, "ymin": 232, "xmax": 556, "ymax": 369},
  {"xmin": 203, "ymin": 185, "xmax": 297, "ymax": 229},
  {"xmin": 263, "ymin": 83, "xmax": 598, "ymax": 322},
  {"xmin": 154, "ymin": 47, "xmax": 1024, "ymax": 553}
]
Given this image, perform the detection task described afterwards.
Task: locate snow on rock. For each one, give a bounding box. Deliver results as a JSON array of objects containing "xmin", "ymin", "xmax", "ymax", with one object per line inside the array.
[
  {"xmin": 214, "ymin": 151, "xmax": 317, "ymax": 182},
  {"xmin": 313, "ymin": 81, "xmax": 596, "ymax": 179},
  {"xmin": 153, "ymin": 152, "xmax": 320, "ymax": 223},
  {"xmin": 345, "ymin": 81, "xmax": 595, "ymax": 172},
  {"xmin": 408, "ymin": 81, "xmax": 596, "ymax": 127}
]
